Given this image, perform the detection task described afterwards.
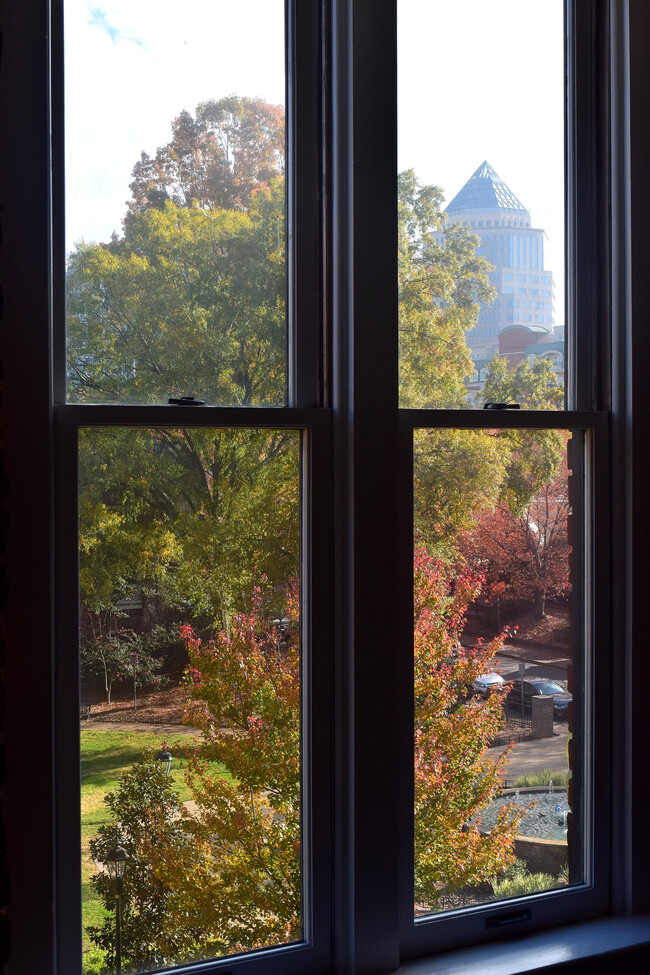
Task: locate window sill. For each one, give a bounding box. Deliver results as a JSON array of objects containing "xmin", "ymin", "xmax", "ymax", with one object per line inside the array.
[{"xmin": 397, "ymin": 917, "xmax": 650, "ymax": 974}]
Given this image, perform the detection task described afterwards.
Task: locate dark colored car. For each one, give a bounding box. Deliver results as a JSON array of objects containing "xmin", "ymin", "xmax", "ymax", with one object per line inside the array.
[{"xmin": 507, "ymin": 678, "xmax": 572, "ymax": 721}]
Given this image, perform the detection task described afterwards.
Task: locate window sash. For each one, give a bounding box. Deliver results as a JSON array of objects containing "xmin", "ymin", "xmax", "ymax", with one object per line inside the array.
[
  {"xmin": 396, "ymin": 410, "xmax": 611, "ymax": 957},
  {"xmin": 53, "ymin": 406, "xmax": 334, "ymax": 974}
]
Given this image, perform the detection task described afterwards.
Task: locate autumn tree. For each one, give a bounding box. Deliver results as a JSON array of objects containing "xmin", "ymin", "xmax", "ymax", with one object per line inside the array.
[
  {"xmin": 128, "ymin": 96, "xmax": 284, "ymax": 218},
  {"xmin": 413, "ymin": 549, "xmax": 522, "ymax": 905},
  {"xmin": 138, "ymin": 580, "xmax": 301, "ymax": 957},
  {"xmin": 119, "ymin": 560, "xmax": 521, "ymax": 953},
  {"xmin": 458, "ymin": 450, "xmax": 572, "ymax": 619}
]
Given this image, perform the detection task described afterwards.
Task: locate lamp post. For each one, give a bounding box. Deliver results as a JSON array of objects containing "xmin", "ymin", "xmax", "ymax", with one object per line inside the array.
[
  {"xmin": 156, "ymin": 743, "xmax": 173, "ymax": 777},
  {"xmin": 272, "ymin": 616, "xmax": 290, "ymax": 654},
  {"xmin": 105, "ymin": 841, "xmax": 129, "ymax": 975},
  {"xmin": 130, "ymin": 650, "xmax": 138, "ymax": 713}
]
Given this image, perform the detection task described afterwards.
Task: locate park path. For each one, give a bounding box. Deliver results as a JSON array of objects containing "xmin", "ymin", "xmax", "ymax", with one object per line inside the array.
[
  {"xmin": 487, "ymin": 725, "xmax": 570, "ymax": 782},
  {"xmin": 83, "ymin": 719, "xmax": 195, "ymax": 738}
]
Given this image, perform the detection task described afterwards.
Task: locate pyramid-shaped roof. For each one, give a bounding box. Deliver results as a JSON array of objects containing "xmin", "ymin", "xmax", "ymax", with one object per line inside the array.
[{"xmin": 446, "ymin": 161, "xmax": 528, "ymax": 217}]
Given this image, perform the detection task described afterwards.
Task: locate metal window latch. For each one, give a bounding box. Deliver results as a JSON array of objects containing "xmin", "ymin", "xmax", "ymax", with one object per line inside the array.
[
  {"xmin": 485, "ymin": 908, "xmax": 532, "ymax": 929},
  {"xmin": 168, "ymin": 396, "xmax": 205, "ymax": 406},
  {"xmin": 483, "ymin": 402, "xmax": 521, "ymax": 410}
]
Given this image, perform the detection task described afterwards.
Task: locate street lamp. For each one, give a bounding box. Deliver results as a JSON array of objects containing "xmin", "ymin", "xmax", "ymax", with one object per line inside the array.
[
  {"xmin": 156, "ymin": 743, "xmax": 173, "ymax": 776},
  {"xmin": 272, "ymin": 617, "xmax": 290, "ymax": 654},
  {"xmin": 130, "ymin": 650, "xmax": 138, "ymax": 713},
  {"xmin": 105, "ymin": 841, "xmax": 129, "ymax": 975}
]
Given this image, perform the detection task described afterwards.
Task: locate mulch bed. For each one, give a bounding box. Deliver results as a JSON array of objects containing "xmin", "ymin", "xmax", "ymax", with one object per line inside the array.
[{"xmin": 84, "ymin": 685, "xmax": 187, "ymax": 724}]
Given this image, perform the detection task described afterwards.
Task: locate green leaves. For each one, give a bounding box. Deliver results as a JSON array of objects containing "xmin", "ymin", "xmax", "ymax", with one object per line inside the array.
[
  {"xmin": 398, "ymin": 169, "xmax": 495, "ymax": 409},
  {"xmin": 67, "ymin": 189, "xmax": 286, "ymax": 407}
]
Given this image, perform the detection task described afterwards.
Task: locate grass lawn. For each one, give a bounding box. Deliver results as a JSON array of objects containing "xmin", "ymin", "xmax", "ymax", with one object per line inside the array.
[{"xmin": 80, "ymin": 726, "xmax": 229, "ymax": 971}]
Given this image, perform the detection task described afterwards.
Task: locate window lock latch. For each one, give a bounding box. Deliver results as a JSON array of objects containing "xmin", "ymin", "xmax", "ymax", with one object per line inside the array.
[
  {"xmin": 168, "ymin": 396, "xmax": 206, "ymax": 406},
  {"xmin": 483, "ymin": 402, "xmax": 521, "ymax": 410}
]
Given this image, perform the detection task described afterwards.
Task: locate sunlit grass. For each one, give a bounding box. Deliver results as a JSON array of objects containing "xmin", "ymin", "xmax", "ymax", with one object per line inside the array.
[
  {"xmin": 512, "ymin": 769, "xmax": 570, "ymax": 789},
  {"xmin": 80, "ymin": 726, "xmax": 231, "ymax": 969}
]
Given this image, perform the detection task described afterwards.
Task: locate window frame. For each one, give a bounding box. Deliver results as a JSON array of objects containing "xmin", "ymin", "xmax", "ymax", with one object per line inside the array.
[
  {"xmin": 51, "ymin": 1, "xmax": 334, "ymax": 972},
  {"xmin": 3, "ymin": 1, "xmax": 650, "ymax": 974}
]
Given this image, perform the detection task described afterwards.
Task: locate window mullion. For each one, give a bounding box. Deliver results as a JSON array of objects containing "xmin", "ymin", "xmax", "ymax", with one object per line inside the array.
[{"xmin": 331, "ymin": 1, "xmax": 401, "ymax": 972}]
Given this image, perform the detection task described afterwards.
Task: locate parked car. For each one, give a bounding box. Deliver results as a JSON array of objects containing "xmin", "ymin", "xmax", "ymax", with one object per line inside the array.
[
  {"xmin": 507, "ymin": 677, "xmax": 572, "ymax": 721},
  {"xmin": 471, "ymin": 672, "xmax": 505, "ymax": 698}
]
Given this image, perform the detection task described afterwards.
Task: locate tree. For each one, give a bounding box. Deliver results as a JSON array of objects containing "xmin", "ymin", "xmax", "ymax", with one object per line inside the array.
[
  {"xmin": 413, "ymin": 427, "xmax": 511, "ymax": 559},
  {"xmin": 78, "ymin": 426, "xmax": 301, "ymax": 632},
  {"xmin": 67, "ymin": 188, "xmax": 286, "ymax": 407},
  {"xmin": 398, "ymin": 170, "xmax": 495, "ymax": 409},
  {"xmin": 128, "ymin": 96, "xmax": 285, "ymax": 218},
  {"xmin": 480, "ymin": 356, "xmax": 565, "ymax": 515},
  {"xmin": 125, "ymin": 563, "xmax": 521, "ymax": 951},
  {"xmin": 87, "ymin": 752, "xmax": 200, "ymax": 971},
  {"xmin": 413, "ymin": 549, "xmax": 523, "ymax": 905},
  {"xmin": 459, "ymin": 450, "xmax": 572, "ymax": 619},
  {"xmin": 80, "ymin": 628, "xmax": 168, "ymax": 705},
  {"xmin": 138, "ymin": 579, "xmax": 301, "ymax": 957}
]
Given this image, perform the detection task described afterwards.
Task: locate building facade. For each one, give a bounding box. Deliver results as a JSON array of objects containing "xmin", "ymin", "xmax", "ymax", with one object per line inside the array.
[{"xmin": 436, "ymin": 161, "xmax": 562, "ymax": 385}]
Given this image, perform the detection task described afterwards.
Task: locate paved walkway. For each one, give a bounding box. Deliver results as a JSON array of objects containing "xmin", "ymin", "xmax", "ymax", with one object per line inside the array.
[
  {"xmin": 488, "ymin": 725, "xmax": 570, "ymax": 780},
  {"xmin": 82, "ymin": 719, "xmax": 195, "ymax": 737}
]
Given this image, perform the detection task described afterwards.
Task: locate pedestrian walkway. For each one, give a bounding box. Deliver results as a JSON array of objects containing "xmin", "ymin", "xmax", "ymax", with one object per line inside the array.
[
  {"xmin": 488, "ymin": 725, "xmax": 569, "ymax": 781},
  {"xmin": 82, "ymin": 719, "xmax": 194, "ymax": 738}
]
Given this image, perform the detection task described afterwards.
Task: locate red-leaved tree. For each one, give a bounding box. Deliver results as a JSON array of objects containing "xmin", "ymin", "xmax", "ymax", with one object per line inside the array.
[
  {"xmin": 143, "ymin": 579, "xmax": 301, "ymax": 957},
  {"xmin": 138, "ymin": 560, "xmax": 521, "ymax": 955},
  {"xmin": 413, "ymin": 549, "xmax": 522, "ymax": 907},
  {"xmin": 459, "ymin": 455, "xmax": 571, "ymax": 620}
]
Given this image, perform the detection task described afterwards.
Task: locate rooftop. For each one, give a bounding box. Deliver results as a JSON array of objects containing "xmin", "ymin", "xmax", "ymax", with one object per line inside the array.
[{"xmin": 446, "ymin": 161, "xmax": 529, "ymax": 217}]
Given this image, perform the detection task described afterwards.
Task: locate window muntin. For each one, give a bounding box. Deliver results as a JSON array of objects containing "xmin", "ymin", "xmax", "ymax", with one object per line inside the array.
[{"xmin": 64, "ymin": 0, "xmax": 287, "ymax": 407}]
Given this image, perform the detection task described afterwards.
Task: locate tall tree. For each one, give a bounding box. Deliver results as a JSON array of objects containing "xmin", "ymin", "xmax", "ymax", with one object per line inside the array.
[
  {"xmin": 413, "ymin": 549, "xmax": 522, "ymax": 905},
  {"xmin": 399, "ymin": 169, "xmax": 495, "ymax": 409},
  {"xmin": 128, "ymin": 96, "xmax": 285, "ymax": 217},
  {"xmin": 67, "ymin": 186, "xmax": 286, "ymax": 407},
  {"xmin": 459, "ymin": 449, "xmax": 572, "ymax": 619},
  {"xmin": 78, "ymin": 426, "xmax": 300, "ymax": 632}
]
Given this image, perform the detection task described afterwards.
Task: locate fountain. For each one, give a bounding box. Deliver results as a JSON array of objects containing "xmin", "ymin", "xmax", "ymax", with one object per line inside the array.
[
  {"xmin": 479, "ymin": 789, "xmax": 570, "ymax": 842},
  {"xmin": 478, "ymin": 788, "xmax": 570, "ymax": 876}
]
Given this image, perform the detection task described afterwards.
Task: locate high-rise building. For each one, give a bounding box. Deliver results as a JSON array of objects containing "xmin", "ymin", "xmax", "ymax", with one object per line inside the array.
[{"xmin": 437, "ymin": 161, "xmax": 560, "ymax": 378}]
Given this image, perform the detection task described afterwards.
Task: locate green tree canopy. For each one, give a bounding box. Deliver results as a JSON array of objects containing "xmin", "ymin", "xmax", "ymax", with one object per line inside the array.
[{"xmin": 399, "ymin": 169, "xmax": 495, "ymax": 409}]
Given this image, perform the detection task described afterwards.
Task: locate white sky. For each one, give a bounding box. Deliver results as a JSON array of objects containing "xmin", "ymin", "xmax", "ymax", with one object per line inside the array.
[
  {"xmin": 64, "ymin": 0, "xmax": 285, "ymax": 250},
  {"xmin": 65, "ymin": 0, "xmax": 564, "ymax": 310}
]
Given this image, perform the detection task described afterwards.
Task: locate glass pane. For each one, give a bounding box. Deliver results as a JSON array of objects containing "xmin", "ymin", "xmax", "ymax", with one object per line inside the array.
[
  {"xmin": 398, "ymin": 0, "xmax": 565, "ymax": 408},
  {"xmin": 413, "ymin": 428, "xmax": 583, "ymax": 916},
  {"xmin": 79, "ymin": 427, "xmax": 302, "ymax": 971},
  {"xmin": 65, "ymin": 1, "xmax": 286, "ymax": 406}
]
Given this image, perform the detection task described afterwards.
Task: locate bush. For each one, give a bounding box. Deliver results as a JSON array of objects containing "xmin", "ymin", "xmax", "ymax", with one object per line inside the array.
[
  {"xmin": 513, "ymin": 769, "xmax": 569, "ymax": 789},
  {"xmin": 490, "ymin": 871, "xmax": 557, "ymax": 898}
]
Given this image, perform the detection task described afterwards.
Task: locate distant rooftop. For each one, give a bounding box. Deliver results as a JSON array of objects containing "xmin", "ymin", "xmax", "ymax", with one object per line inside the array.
[{"xmin": 446, "ymin": 161, "xmax": 529, "ymax": 217}]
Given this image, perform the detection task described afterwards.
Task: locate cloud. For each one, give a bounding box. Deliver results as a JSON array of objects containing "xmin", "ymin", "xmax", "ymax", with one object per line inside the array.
[{"xmin": 88, "ymin": 4, "xmax": 143, "ymax": 47}]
